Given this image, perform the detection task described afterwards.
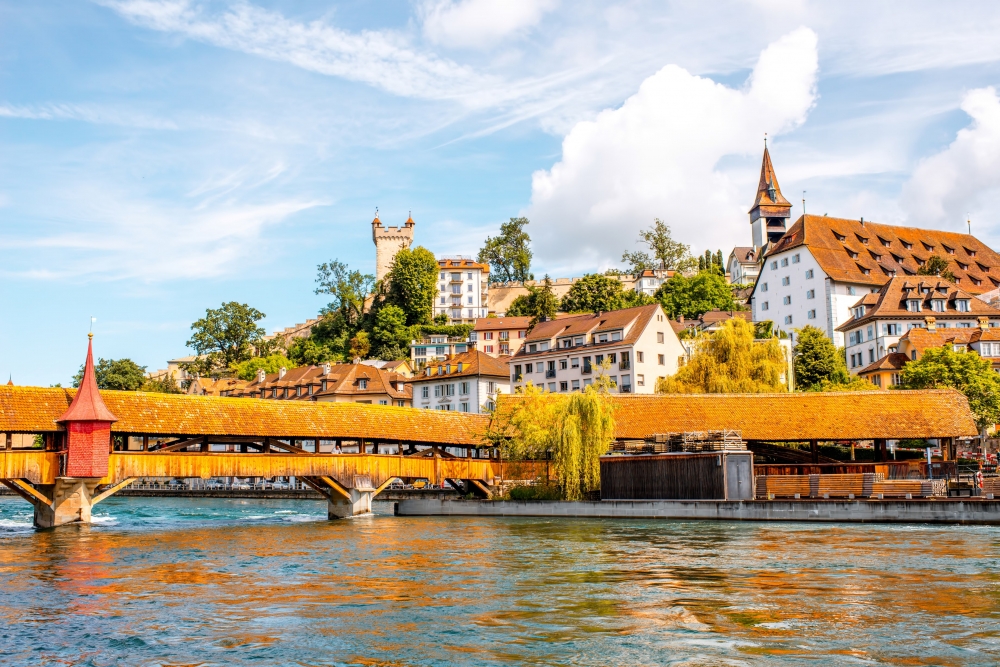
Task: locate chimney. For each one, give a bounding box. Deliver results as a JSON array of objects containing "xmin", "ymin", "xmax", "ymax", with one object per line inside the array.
[
  {"xmin": 323, "ymin": 362, "xmax": 331, "ymax": 375},
  {"xmin": 979, "ymin": 316, "xmax": 989, "ymax": 330},
  {"xmin": 257, "ymin": 368, "xmax": 266, "ymax": 384},
  {"xmin": 924, "ymin": 316, "xmax": 936, "ymax": 332},
  {"xmin": 278, "ymin": 367, "xmax": 287, "ymax": 379}
]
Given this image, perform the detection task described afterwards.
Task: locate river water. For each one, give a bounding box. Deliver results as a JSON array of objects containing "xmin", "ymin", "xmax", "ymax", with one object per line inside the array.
[{"xmin": 0, "ymin": 496, "xmax": 997, "ymax": 666}]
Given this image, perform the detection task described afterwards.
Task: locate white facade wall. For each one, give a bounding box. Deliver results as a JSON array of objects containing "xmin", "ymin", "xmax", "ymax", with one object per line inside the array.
[
  {"xmin": 411, "ymin": 374, "xmax": 509, "ymax": 413},
  {"xmin": 436, "ymin": 266, "xmax": 488, "ymax": 323},
  {"xmin": 843, "ymin": 317, "xmax": 996, "ymax": 374},
  {"xmin": 510, "ymin": 310, "xmax": 684, "ymax": 394},
  {"xmin": 751, "ymin": 246, "xmax": 880, "ymax": 346}
]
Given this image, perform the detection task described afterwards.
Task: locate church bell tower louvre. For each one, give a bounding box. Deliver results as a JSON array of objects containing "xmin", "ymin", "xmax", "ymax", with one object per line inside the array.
[{"xmin": 749, "ymin": 143, "xmax": 792, "ymax": 250}]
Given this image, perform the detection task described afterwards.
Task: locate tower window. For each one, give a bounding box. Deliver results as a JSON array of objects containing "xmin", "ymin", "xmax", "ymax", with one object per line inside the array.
[{"xmin": 805, "ymin": 269, "xmax": 814, "ymax": 279}]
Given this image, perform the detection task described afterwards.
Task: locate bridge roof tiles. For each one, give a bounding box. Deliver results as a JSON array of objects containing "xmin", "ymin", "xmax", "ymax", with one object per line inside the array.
[
  {"xmin": 0, "ymin": 386, "xmax": 487, "ymax": 445},
  {"xmin": 494, "ymin": 389, "xmax": 977, "ymax": 441},
  {"xmin": 607, "ymin": 390, "xmax": 977, "ymax": 440}
]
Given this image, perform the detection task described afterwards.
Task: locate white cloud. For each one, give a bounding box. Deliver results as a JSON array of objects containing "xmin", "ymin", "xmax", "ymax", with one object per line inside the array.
[
  {"xmin": 98, "ymin": 0, "xmax": 494, "ymax": 104},
  {"xmin": 527, "ymin": 27, "xmax": 819, "ymax": 275},
  {"xmin": 901, "ymin": 87, "xmax": 1000, "ymax": 229},
  {"xmin": 0, "ymin": 102, "xmax": 178, "ymax": 130},
  {"xmin": 420, "ymin": 0, "xmax": 558, "ymax": 49}
]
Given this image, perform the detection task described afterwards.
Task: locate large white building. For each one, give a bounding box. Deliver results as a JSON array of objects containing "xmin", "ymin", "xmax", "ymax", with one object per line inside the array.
[
  {"xmin": 509, "ymin": 304, "xmax": 684, "ymax": 394},
  {"xmin": 745, "ymin": 150, "xmax": 1000, "ymax": 345},
  {"xmin": 436, "ymin": 258, "xmax": 489, "ymax": 324}
]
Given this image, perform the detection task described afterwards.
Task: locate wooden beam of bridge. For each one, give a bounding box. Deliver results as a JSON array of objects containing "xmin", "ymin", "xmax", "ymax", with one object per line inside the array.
[{"xmin": 0, "ymin": 450, "xmax": 497, "ymax": 490}]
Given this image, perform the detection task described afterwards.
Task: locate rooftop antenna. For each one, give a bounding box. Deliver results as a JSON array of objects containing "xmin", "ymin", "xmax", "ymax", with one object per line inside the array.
[
  {"xmin": 89, "ymin": 316, "xmax": 96, "ymax": 338},
  {"xmin": 802, "ymin": 190, "xmax": 806, "ymax": 216},
  {"xmin": 968, "ymin": 215, "xmax": 972, "ymax": 235},
  {"xmin": 763, "ymin": 132, "xmax": 767, "ymax": 148}
]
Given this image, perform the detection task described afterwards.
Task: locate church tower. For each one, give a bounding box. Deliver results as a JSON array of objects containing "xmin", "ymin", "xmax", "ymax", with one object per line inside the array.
[
  {"xmin": 372, "ymin": 212, "xmax": 415, "ymax": 282},
  {"xmin": 749, "ymin": 144, "xmax": 791, "ymax": 249}
]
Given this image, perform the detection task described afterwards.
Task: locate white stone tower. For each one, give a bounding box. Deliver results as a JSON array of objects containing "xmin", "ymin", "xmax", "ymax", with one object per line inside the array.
[{"xmin": 372, "ymin": 211, "xmax": 415, "ymax": 282}]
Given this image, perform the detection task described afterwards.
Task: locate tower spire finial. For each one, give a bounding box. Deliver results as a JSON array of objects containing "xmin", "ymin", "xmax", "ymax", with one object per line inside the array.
[{"xmin": 764, "ymin": 132, "xmax": 767, "ymax": 148}]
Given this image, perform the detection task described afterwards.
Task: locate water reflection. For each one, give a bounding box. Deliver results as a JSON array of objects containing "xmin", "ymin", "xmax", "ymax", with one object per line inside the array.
[{"xmin": 0, "ymin": 497, "xmax": 996, "ymax": 666}]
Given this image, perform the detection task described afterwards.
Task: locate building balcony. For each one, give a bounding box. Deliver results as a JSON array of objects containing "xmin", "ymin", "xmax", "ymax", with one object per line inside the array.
[
  {"xmin": 545, "ymin": 370, "xmax": 556, "ymax": 378},
  {"xmin": 619, "ymin": 385, "xmax": 632, "ymax": 394},
  {"xmin": 619, "ymin": 361, "xmax": 630, "ymax": 371},
  {"xmin": 581, "ymin": 365, "xmax": 592, "ymax": 375}
]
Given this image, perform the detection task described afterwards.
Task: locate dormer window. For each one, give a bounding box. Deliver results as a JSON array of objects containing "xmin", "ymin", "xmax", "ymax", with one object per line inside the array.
[
  {"xmin": 856, "ymin": 234, "xmax": 869, "ymax": 244},
  {"xmin": 957, "ymin": 261, "xmax": 968, "ymax": 270},
  {"xmin": 931, "ymin": 299, "xmax": 945, "ymax": 312},
  {"xmin": 528, "ymin": 344, "xmax": 537, "ymax": 353},
  {"xmin": 956, "ymin": 299, "xmax": 971, "ymax": 312},
  {"xmin": 457, "ymin": 363, "xmax": 463, "ymax": 372},
  {"xmin": 358, "ymin": 378, "xmax": 368, "ymax": 390},
  {"xmin": 972, "ymin": 277, "xmax": 983, "ymax": 286},
  {"xmin": 907, "ymin": 299, "xmax": 922, "ymax": 312},
  {"xmin": 966, "ymin": 247, "xmax": 977, "ymax": 257},
  {"xmin": 879, "ymin": 237, "xmax": 891, "ymax": 247},
  {"xmin": 853, "ymin": 306, "xmax": 866, "ymax": 319},
  {"xmin": 869, "ymin": 250, "xmax": 881, "ymax": 260},
  {"xmin": 322, "ymin": 380, "xmax": 328, "ymax": 391},
  {"xmin": 611, "ymin": 331, "xmax": 622, "ymax": 341},
  {"xmin": 575, "ymin": 336, "xmax": 584, "ymax": 346},
  {"xmin": 900, "ymin": 239, "xmax": 912, "ymax": 249},
  {"xmin": 848, "ymin": 250, "xmax": 859, "ymax": 259},
  {"xmin": 922, "ymin": 241, "xmax": 934, "ymax": 251},
  {"xmin": 561, "ymin": 339, "xmax": 572, "ymax": 348},
  {"xmin": 834, "ymin": 232, "xmax": 846, "ymax": 242},
  {"xmin": 943, "ymin": 244, "xmax": 955, "ymax": 254}
]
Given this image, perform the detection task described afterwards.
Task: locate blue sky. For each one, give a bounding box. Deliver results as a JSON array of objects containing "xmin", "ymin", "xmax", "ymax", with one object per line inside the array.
[{"xmin": 4, "ymin": 0, "xmax": 1000, "ymax": 385}]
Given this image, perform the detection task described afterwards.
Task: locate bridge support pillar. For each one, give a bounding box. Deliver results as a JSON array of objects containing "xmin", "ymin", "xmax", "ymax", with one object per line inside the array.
[
  {"xmin": 328, "ymin": 488, "xmax": 373, "ymax": 518},
  {"xmin": 34, "ymin": 478, "xmax": 102, "ymax": 529}
]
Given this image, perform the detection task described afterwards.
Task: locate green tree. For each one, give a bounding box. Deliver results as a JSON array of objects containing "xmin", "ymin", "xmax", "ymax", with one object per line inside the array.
[
  {"xmin": 561, "ymin": 272, "xmax": 654, "ymax": 313},
  {"xmin": 433, "ymin": 312, "xmax": 449, "ymax": 325},
  {"xmin": 315, "ymin": 260, "xmax": 375, "ymax": 326},
  {"xmin": 621, "ymin": 250, "xmax": 656, "ymax": 275},
  {"xmin": 371, "ymin": 305, "xmax": 411, "ymax": 360},
  {"xmin": 500, "ymin": 383, "xmax": 616, "ymax": 500},
  {"xmin": 349, "ymin": 331, "xmax": 371, "ymax": 360},
  {"xmin": 478, "ymin": 216, "xmax": 533, "ymax": 283},
  {"xmin": 655, "ymin": 270, "xmax": 740, "ymax": 319},
  {"xmin": 917, "ymin": 255, "xmax": 956, "ymax": 282},
  {"xmin": 899, "ymin": 346, "xmax": 1000, "ymax": 431},
  {"xmin": 715, "ymin": 249, "xmax": 724, "ymax": 270},
  {"xmin": 186, "ymin": 302, "xmax": 266, "ymax": 374},
  {"xmin": 140, "ymin": 375, "xmax": 183, "ymax": 394},
  {"xmin": 657, "ymin": 318, "xmax": 787, "ymax": 393},
  {"xmin": 793, "ymin": 325, "xmax": 850, "ymax": 389},
  {"xmin": 625, "ymin": 218, "xmax": 696, "ymax": 272},
  {"xmin": 385, "ymin": 246, "xmax": 438, "ymax": 325},
  {"xmin": 512, "ymin": 275, "xmax": 559, "ymax": 329},
  {"xmin": 74, "ymin": 358, "xmax": 148, "ymax": 391},
  {"xmin": 232, "ymin": 354, "xmax": 296, "ymax": 381}
]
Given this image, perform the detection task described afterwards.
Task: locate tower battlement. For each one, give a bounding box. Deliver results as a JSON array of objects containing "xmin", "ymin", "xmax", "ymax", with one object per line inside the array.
[{"xmin": 372, "ymin": 213, "xmax": 415, "ymax": 281}]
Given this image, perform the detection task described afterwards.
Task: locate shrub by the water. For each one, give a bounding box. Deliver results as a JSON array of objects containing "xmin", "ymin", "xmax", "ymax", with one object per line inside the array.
[{"xmin": 507, "ymin": 484, "xmax": 563, "ymax": 501}]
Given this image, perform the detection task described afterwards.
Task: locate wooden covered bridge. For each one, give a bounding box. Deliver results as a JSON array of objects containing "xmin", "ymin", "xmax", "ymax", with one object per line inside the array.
[{"xmin": 0, "ymin": 337, "xmax": 497, "ymax": 527}]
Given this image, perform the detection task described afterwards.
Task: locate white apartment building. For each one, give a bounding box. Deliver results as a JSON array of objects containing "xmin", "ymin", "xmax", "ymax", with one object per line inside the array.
[
  {"xmin": 750, "ymin": 216, "xmax": 1000, "ymax": 346},
  {"xmin": 509, "ymin": 304, "xmax": 684, "ymax": 394},
  {"xmin": 835, "ymin": 276, "xmax": 1000, "ymax": 373},
  {"xmin": 410, "ymin": 335, "xmax": 470, "ymax": 370},
  {"xmin": 410, "ymin": 350, "xmax": 510, "ymax": 413},
  {"xmin": 436, "ymin": 258, "xmax": 489, "ymax": 324},
  {"xmin": 632, "ymin": 269, "xmax": 674, "ymax": 296},
  {"xmin": 727, "ymin": 247, "xmax": 760, "ymax": 285}
]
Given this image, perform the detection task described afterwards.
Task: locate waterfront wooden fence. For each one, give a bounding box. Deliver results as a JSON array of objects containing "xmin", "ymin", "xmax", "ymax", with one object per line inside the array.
[{"xmin": 756, "ymin": 474, "xmax": 936, "ymax": 499}]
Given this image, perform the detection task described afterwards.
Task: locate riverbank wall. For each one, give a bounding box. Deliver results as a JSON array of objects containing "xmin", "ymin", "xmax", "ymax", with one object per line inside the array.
[{"xmin": 395, "ymin": 498, "xmax": 1000, "ymax": 524}]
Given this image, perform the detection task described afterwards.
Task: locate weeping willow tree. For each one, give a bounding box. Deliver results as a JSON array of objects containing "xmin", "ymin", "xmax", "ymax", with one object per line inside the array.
[
  {"xmin": 499, "ymin": 381, "xmax": 616, "ymax": 500},
  {"xmin": 657, "ymin": 318, "xmax": 787, "ymax": 393}
]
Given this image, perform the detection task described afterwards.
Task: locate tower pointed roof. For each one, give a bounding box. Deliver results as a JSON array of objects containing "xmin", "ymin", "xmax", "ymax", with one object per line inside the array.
[
  {"xmin": 57, "ymin": 334, "xmax": 118, "ymax": 423},
  {"xmin": 751, "ymin": 146, "xmax": 791, "ymax": 209}
]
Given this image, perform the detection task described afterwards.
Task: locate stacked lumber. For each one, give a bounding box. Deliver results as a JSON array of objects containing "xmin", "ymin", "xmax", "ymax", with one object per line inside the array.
[
  {"xmin": 982, "ymin": 477, "xmax": 1000, "ymax": 496},
  {"xmin": 815, "ymin": 473, "xmax": 874, "ymax": 498},
  {"xmin": 755, "ymin": 475, "xmax": 811, "ymax": 499},
  {"xmin": 871, "ymin": 479, "xmax": 934, "ymax": 498},
  {"xmin": 652, "ymin": 430, "xmax": 745, "ymax": 453}
]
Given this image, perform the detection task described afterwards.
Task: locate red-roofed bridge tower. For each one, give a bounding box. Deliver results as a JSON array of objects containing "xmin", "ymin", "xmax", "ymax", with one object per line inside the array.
[{"xmin": 33, "ymin": 334, "xmax": 118, "ymax": 527}]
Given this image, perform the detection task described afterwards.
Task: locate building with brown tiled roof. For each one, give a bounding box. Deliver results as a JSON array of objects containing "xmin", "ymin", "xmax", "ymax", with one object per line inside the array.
[
  {"xmin": 410, "ymin": 350, "xmax": 510, "ymax": 413},
  {"xmin": 510, "ymin": 303, "xmax": 683, "ymax": 394},
  {"xmin": 727, "ymin": 246, "xmax": 760, "ymax": 285},
  {"xmin": 835, "ymin": 277, "xmax": 1000, "ymax": 373},
  {"xmin": 471, "ymin": 316, "xmax": 530, "ymax": 357},
  {"xmin": 187, "ymin": 377, "xmax": 250, "ymax": 397},
  {"xmin": 749, "ymin": 212, "xmax": 1000, "ymax": 345},
  {"xmin": 858, "ymin": 322, "xmax": 1000, "ymax": 387},
  {"xmin": 223, "ymin": 363, "xmax": 412, "ymax": 407},
  {"xmin": 436, "ymin": 257, "xmax": 489, "ymax": 324},
  {"xmin": 750, "ymin": 145, "xmax": 792, "ymax": 249}
]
